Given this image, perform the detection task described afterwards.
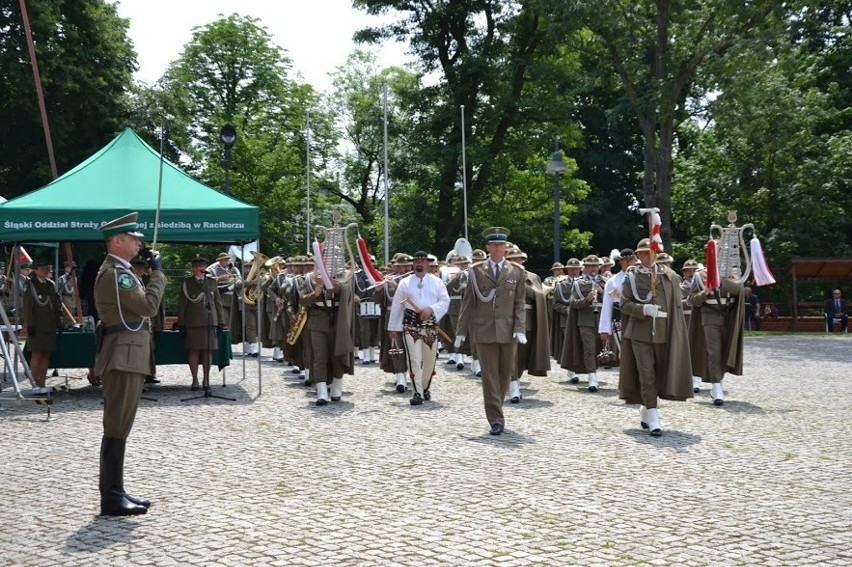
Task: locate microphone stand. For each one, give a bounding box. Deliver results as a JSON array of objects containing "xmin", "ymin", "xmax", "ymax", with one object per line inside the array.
[{"xmin": 182, "ymin": 276, "xmax": 235, "ymax": 402}]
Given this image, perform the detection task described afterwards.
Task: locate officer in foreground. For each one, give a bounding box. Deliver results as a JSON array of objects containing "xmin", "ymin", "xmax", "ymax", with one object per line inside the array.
[{"xmin": 94, "ymin": 212, "xmax": 166, "ymax": 516}]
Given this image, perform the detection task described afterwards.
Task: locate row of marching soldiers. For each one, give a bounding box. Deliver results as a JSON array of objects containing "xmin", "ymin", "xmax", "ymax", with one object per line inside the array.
[{"xmin": 209, "ymin": 234, "xmax": 749, "ymax": 438}]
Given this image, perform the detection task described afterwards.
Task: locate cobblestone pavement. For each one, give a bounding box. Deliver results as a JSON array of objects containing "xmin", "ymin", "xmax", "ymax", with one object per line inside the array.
[{"xmin": 1, "ymin": 334, "xmax": 850, "ymax": 566}]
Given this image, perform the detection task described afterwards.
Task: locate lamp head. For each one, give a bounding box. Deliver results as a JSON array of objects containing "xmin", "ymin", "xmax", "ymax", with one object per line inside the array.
[
  {"xmin": 220, "ymin": 124, "xmax": 237, "ymax": 149},
  {"xmin": 546, "ymin": 137, "xmax": 568, "ymax": 176}
]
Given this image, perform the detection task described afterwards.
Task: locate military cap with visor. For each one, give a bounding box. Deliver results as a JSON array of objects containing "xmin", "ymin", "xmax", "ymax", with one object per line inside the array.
[{"xmin": 99, "ymin": 211, "xmax": 144, "ymax": 238}]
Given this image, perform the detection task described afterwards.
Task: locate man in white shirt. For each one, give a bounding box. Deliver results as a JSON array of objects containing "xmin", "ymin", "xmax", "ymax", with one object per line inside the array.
[
  {"xmin": 388, "ymin": 251, "xmax": 450, "ymax": 405},
  {"xmin": 598, "ymin": 248, "xmax": 637, "ymax": 369}
]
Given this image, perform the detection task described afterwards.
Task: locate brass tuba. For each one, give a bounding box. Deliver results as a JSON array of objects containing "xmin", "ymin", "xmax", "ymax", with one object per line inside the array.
[{"xmin": 243, "ymin": 251, "xmax": 269, "ymax": 306}]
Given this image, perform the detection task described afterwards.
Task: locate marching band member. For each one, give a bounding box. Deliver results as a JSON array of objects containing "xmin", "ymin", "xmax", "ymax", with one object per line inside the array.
[
  {"xmin": 687, "ymin": 269, "xmax": 745, "ymax": 406},
  {"xmin": 551, "ymin": 257, "xmax": 581, "ymax": 364},
  {"xmin": 561, "ymin": 255, "xmax": 605, "ymax": 392},
  {"xmin": 388, "ymin": 251, "xmax": 450, "ymax": 405},
  {"xmin": 599, "ymin": 256, "xmax": 615, "ymax": 280},
  {"xmin": 239, "ymin": 261, "xmax": 261, "ymax": 357},
  {"xmin": 679, "ymin": 259, "xmax": 702, "ymax": 392},
  {"xmin": 177, "ymin": 257, "xmax": 225, "ymax": 392},
  {"xmin": 94, "ymin": 212, "xmax": 166, "ymax": 516},
  {"xmin": 376, "ymin": 254, "xmax": 412, "ymax": 392},
  {"xmin": 208, "ymin": 252, "xmax": 241, "ymax": 337},
  {"xmin": 506, "ymin": 246, "xmax": 550, "ymax": 402},
  {"xmin": 285, "ymin": 256, "xmax": 314, "ymax": 381},
  {"xmin": 598, "ymin": 248, "xmax": 637, "ymax": 370},
  {"xmin": 544, "ymin": 262, "xmax": 564, "ymax": 368},
  {"xmin": 353, "ymin": 258, "xmax": 382, "ymax": 365},
  {"xmin": 299, "ymin": 260, "xmax": 355, "ymax": 406},
  {"xmin": 266, "ymin": 257, "xmax": 289, "ymax": 362},
  {"xmin": 618, "ymin": 238, "xmax": 693, "ymax": 437},
  {"xmin": 56, "ymin": 261, "xmax": 77, "ymax": 326},
  {"xmin": 22, "ymin": 258, "xmax": 59, "ymax": 392},
  {"xmin": 456, "ymin": 227, "xmax": 526, "ymax": 436},
  {"xmin": 442, "ymin": 252, "xmax": 471, "ymax": 371}
]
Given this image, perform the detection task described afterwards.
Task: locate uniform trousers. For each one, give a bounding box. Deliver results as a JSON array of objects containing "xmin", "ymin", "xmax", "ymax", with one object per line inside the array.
[
  {"xmin": 579, "ymin": 325, "xmax": 598, "ymax": 372},
  {"xmin": 701, "ymin": 322, "xmax": 726, "ymax": 383},
  {"xmin": 477, "ymin": 342, "xmax": 517, "ymax": 426},
  {"xmin": 309, "ymin": 311, "xmax": 345, "ymax": 384},
  {"xmin": 242, "ymin": 305, "xmax": 259, "ymax": 342},
  {"xmin": 102, "ymin": 370, "xmax": 145, "ymax": 439},
  {"xmin": 402, "ymin": 328, "xmax": 438, "ymax": 394},
  {"xmin": 629, "ymin": 341, "xmax": 665, "ymax": 409}
]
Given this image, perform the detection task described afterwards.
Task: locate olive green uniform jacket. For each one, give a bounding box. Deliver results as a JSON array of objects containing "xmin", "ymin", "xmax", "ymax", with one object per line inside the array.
[
  {"xmin": 94, "ymin": 257, "xmax": 166, "ymax": 378},
  {"xmin": 618, "ymin": 266, "xmax": 693, "ymax": 404}
]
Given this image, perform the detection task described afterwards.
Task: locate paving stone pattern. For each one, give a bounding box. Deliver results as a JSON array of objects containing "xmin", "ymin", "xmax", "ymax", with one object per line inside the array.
[{"xmin": 1, "ymin": 335, "xmax": 849, "ymax": 566}]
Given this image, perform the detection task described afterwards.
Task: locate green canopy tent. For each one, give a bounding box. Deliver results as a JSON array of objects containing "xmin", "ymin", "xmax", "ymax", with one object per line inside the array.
[
  {"xmin": 0, "ymin": 128, "xmax": 258, "ymax": 243},
  {"xmin": 0, "ymin": 128, "xmax": 266, "ymax": 395}
]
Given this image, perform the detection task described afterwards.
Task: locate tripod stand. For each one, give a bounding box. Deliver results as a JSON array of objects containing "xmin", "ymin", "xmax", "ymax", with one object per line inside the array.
[{"xmin": 181, "ymin": 274, "xmax": 235, "ymax": 403}]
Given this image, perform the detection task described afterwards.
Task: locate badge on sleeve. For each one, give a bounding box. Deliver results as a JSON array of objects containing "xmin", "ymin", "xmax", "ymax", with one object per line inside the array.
[{"xmin": 117, "ymin": 273, "xmax": 136, "ymax": 290}]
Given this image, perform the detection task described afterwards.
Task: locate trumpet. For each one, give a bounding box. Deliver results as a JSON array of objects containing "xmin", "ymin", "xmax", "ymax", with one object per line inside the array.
[{"xmin": 365, "ymin": 271, "xmax": 413, "ymax": 290}]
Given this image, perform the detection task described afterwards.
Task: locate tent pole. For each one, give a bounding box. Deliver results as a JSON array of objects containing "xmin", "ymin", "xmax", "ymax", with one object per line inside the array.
[{"xmin": 257, "ymin": 237, "xmax": 262, "ymax": 396}]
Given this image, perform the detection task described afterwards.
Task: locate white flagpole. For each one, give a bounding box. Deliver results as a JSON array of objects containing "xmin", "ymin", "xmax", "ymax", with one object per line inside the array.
[
  {"xmin": 382, "ymin": 83, "xmax": 391, "ymax": 266},
  {"xmin": 152, "ymin": 123, "xmax": 165, "ymax": 250},
  {"xmin": 305, "ymin": 111, "xmax": 312, "ymax": 254},
  {"xmin": 461, "ymin": 105, "xmax": 469, "ymax": 241}
]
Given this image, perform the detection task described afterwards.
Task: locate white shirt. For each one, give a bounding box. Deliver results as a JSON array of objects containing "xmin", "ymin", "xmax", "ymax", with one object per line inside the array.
[
  {"xmin": 387, "ymin": 272, "xmax": 450, "ymax": 332},
  {"xmin": 598, "ymin": 271, "xmax": 626, "ymax": 334}
]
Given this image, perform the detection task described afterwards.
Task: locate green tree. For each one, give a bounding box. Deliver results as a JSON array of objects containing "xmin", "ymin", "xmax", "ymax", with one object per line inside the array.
[
  {"xmin": 550, "ymin": 0, "xmax": 788, "ymax": 251},
  {"xmin": 154, "ymin": 14, "xmax": 321, "ymax": 256},
  {"xmin": 317, "ymin": 51, "xmax": 419, "ymax": 257},
  {"xmin": 354, "ymin": 0, "xmax": 586, "ymax": 255},
  {"xmin": 673, "ymin": 2, "xmax": 852, "ymax": 273},
  {"xmin": 0, "ymin": 0, "xmax": 135, "ymax": 195}
]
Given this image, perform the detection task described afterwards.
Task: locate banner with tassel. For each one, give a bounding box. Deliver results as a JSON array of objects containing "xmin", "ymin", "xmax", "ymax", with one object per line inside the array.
[
  {"xmin": 749, "ymin": 237, "xmax": 776, "ymax": 286},
  {"xmin": 312, "ymin": 240, "xmax": 334, "ymax": 290},
  {"xmin": 705, "ymin": 239, "xmax": 720, "ymax": 290}
]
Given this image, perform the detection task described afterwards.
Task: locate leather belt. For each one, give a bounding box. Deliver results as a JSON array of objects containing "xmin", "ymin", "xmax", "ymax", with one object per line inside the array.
[
  {"xmin": 706, "ymin": 298, "xmax": 733, "ymax": 305},
  {"xmin": 103, "ymin": 321, "xmax": 150, "ymax": 334}
]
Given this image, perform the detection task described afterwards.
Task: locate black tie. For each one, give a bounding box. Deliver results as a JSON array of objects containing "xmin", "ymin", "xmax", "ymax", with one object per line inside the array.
[
  {"xmin": 837, "ymin": 299, "xmax": 841, "ymax": 312},
  {"xmin": 494, "ymin": 263, "xmax": 500, "ymax": 278}
]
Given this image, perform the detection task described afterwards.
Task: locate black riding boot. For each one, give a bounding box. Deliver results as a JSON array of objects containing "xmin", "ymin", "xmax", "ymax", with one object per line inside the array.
[{"xmin": 99, "ymin": 437, "xmax": 148, "ymax": 516}]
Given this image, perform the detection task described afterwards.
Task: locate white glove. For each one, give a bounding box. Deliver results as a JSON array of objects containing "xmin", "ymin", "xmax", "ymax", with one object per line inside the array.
[
  {"xmin": 514, "ymin": 332, "xmax": 527, "ymax": 345},
  {"xmin": 642, "ymin": 304, "xmax": 660, "ymax": 318},
  {"xmin": 454, "ymin": 335, "xmax": 465, "ymax": 348}
]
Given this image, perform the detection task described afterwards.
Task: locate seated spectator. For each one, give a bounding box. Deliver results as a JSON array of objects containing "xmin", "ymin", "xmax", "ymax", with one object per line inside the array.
[
  {"xmin": 825, "ymin": 289, "xmax": 848, "ymax": 332},
  {"xmin": 762, "ymin": 304, "xmax": 778, "ymax": 319}
]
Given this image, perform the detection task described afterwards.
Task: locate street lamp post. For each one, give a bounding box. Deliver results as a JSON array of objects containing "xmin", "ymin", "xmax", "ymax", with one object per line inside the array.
[
  {"xmin": 220, "ymin": 124, "xmax": 237, "ymax": 195},
  {"xmin": 546, "ymin": 137, "xmax": 568, "ymax": 264}
]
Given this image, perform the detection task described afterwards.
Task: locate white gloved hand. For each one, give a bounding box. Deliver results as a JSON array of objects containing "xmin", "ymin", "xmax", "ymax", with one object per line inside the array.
[
  {"xmin": 642, "ymin": 304, "xmax": 660, "ymax": 318},
  {"xmin": 514, "ymin": 332, "xmax": 527, "ymax": 345},
  {"xmin": 454, "ymin": 335, "xmax": 465, "ymax": 348}
]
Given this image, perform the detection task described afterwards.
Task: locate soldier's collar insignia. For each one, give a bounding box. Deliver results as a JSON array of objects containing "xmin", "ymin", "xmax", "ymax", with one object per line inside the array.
[{"xmin": 117, "ymin": 273, "xmax": 136, "ymax": 290}]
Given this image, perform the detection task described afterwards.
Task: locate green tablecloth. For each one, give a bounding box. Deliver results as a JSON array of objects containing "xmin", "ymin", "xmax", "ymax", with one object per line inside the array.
[{"xmin": 29, "ymin": 329, "xmax": 232, "ymax": 369}]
